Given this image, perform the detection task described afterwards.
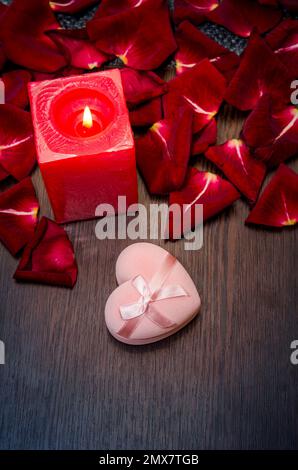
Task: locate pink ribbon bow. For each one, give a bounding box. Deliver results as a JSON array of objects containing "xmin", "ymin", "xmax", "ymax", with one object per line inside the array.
[{"xmin": 118, "ymin": 253, "xmax": 188, "ymax": 339}]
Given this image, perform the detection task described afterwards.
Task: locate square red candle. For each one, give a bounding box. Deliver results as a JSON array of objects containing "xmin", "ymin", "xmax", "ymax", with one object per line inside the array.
[{"xmin": 29, "ymin": 70, "xmax": 138, "ymax": 223}]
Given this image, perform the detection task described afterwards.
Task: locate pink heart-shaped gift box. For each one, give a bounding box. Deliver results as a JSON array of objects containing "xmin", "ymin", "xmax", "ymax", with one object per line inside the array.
[{"xmin": 105, "ymin": 243, "xmax": 201, "ymax": 345}]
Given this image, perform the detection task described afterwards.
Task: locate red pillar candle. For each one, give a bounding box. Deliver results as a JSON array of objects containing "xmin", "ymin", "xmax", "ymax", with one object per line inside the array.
[{"xmin": 29, "ymin": 70, "xmax": 138, "ymax": 223}]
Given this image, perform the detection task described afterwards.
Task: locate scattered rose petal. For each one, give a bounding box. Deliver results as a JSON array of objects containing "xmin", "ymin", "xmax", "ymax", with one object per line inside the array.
[
  {"xmin": 129, "ymin": 97, "xmax": 163, "ymax": 127},
  {"xmin": 175, "ymin": 20, "xmax": 227, "ymax": 73},
  {"xmin": 246, "ymin": 164, "xmax": 298, "ymax": 227},
  {"xmin": 0, "ymin": 0, "xmax": 67, "ymax": 72},
  {"xmin": 243, "ymin": 95, "xmax": 298, "ymax": 167},
  {"xmin": 205, "ymin": 139, "xmax": 267, "ymax": 203},
  {"xmin": 173, "ymin": 0, "xmax": 219, "ymax": 25},
  {"xmin": 169, "ymin": 167, "xmax": 240, "ymax": 237},
  {"xmin": 175, "ymin": 20, "xmax": 239, "ymax": 80},
  {"xmin": 14, "ymin": 217, "xmax": 78, "ymax": 288},
  {"xmin": 192, "ymin": 119, "xmax": 217, "ymax": 156},
  {"xmin": 207, "ymin": 0, "xmax": 282, "ymax": 38},
  {"xmin": 88, "ymin": 0, "xmax": 177, "ymax": 70},
  {"xmin": 164, "ymin": 59, "xmax": 226, "ymax": 133},
  {"xmin": 0, "ymin": 178, "xmax": 39, "ymax": 256},
  {"xmin": 135, "ymin": 104, "xmax": 193, "ymax": 194},
  {"xmin": 120, "ymin": 68, "xmax": 168, "ymax": 108},
  {"xmin": 50, "ymin": 0, "xmax": 98, "ymax": 14},
  {"xmin": 1, "ymin": 70, "xmax": 32, "ymax": 109},
  {"xmin": 266, "ymin": 19, "xmax": 298, "ymax": 80},
  {"xmin": 225, "ymin": 31, "xmax": 291, "ymax": 111},
  {"xmin": 47, "ymin": 28, "xmax": 109, "ymax": 70},
  {"xmin": 0, "ymin": 104, "xmax": 36, "ymax": 180}
]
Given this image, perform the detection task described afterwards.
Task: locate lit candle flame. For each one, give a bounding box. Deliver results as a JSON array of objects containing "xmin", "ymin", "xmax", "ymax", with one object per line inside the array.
[{"xmin": 83, "ymin": 105, "xmax": 93, "ymax": 129}]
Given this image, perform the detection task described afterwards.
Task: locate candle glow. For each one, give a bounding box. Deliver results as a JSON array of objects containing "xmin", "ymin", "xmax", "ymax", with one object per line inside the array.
[{"xmin": 83, "ymin": 105, "xmax": 93, "ymax": 129}]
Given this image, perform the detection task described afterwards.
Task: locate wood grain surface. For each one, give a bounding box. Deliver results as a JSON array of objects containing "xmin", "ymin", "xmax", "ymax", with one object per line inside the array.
[{"xmin": 0, "ymin": 103, "xmax": 297, "ymax": 450}]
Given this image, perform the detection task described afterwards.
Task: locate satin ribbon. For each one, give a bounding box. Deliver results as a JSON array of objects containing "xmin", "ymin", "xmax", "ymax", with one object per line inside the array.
[{"xmin": 117, "ymin": 253, "xmax": 188, "ymax": 339}]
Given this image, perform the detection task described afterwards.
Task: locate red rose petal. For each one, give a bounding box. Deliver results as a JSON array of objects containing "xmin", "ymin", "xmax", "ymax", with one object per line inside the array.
[
  {"xmin": 88, "ymin": 0, "xmax": 177, "ymax": 70},
  {"xmin": 266, "ymin": 19, "xmax": 298, "ymax": 80},
  {"xmin": 1, "ymin": 70, "xmax": 32, "ymax": 109},
  {"xmin": 225, "ymin": 31, "xmax": 291, "ymax": 111},
  {"xmin": 0, "ymin": 178, "xmax": 39, "ymax": 256},
  {"xmin": 164, "ymin": 59, "xmax": 226, "ymax": 133},
  {"xmin": 192, "ymin": 118, "xmax": 217, "ymax": 156},
  {"xmin": 243, "ymin": 96, "xmax": 298, "ymax": 167},
  {"xmin": 0, "ymin": 0, "xmax": 67, "ymax": 72},
  {"xmin": 120, "ymin": 68, "xmax": 168, "ymax": 108},
  {"xmin": 205, "ymin": 139, "xmax": 267, "ymax": 203},
  {"xmin": 47, "ymin": 29, "xmax": 109, "ymax": 70},
  {"xmin": 175, "ymin": 20, "xmax": 227, "ymax": 73},
  {"xmin": 0, "ymin": 104, "xmax": 36, "ymax": 180},
  {"xmin": 175, "ymin": 21, "xmax": 239, "ymax": 80},
  {"xmin": 207, "ymin": 0, "xmax": 282, "ymax": 38},
  {"xmin": 50, "ymin": 0, "xmax": 98, "ymax": 14},
  {"xmin": 173, "ymin": 0, "xmax": 219, "ymax": 25},
  {"xmin": 169, "ymin": 167, "xmax": 240, "ymax": 237},
  {"xmin": 14, "ymin": 217, "xmax": 78, "ymax": 288},
  {"xmin": 246, "ymin": 164, "xmax": 298, "ymax": 227},
  {"xmin": 135, "ymin": 103, "xmax": 193, "ymax": 194},
  {"xmin": 129, "ymin": 96, "xmax": 163, "ymax": 127}
]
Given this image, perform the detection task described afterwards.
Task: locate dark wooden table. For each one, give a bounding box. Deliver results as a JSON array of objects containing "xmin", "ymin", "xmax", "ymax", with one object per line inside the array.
[{"xmin": 0, "ymin": 105, "xmax": 297, "ymax": 450}]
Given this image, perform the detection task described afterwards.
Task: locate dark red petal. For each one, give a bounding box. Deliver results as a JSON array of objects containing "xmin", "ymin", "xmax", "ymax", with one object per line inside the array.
[
  {"xmin": 266, "ymin": 19, "xmax": 298, "ymax": 80},
  {"xmin": 243, "ymin": 95, "xmax": 298, "ymax": 167},
  {"xmin": 0, "ymin": 178, "xmax": 39, "ymax": 256},
  {"xmin": 88, "ymin": 0, "xmax": 177, "ymax": 70},
  {"xmin": 214, "ymin": 52, "xmax": 240, "ymax": 82},
  {"xmin": 129, "ymin": 96, "xmax": 163, "ymax": 127},
  {"xmin": 207, "ymin": 0, "xmax": 282, "ymax": 38},
  {"xmin": 47, "ymin": 29, "xmax": 109, "ymax": 70},
  {"xmin": 94, "ymin": 0, "xmax": 153, "ymax": 18},
  {"xmin": 191, "ymin": 118, "xmax": 217, "ymax": 156},
  {"xmin": 120, "ymin": 68, "xmax": 168, "ymax": 108},
  {"xmin": 14, "ymin": 217, "xmax": 78, "ymax": 288},
  {"xmin": 135, "ymin": 104, "xmax": 193, "ymax": 194},
  {"xmin": 0, "ymin": 104, "xmax": 36, "ymax": 180},
  {"xmin": 205, "ymin": 139, "xmax": 267, "ymax": 203},
  {"xmin": 169, "ymin": 167, "xmax": 240, "ymax": 237},
  {"xmin": 174, "ymin": 20, "xmax": 239, "ymax": 80},
  {"xmin": 164, "ymin": 59, "xmax": 226, "ymax": 133},
  {"xmin": 175, "ymin": 20, "xmax": 227, "ymax": 74},
  {"xmin": 0, "ymin": 0, "xmax": 67, "ymax": 72},
  {"xmin": 50, "ymin": 0, "xmax": 98, "ymax": 14},
  {"xmin": 173, "ymin": 0, "xmax": 219, "ymax": 25},
  {"xmin": 246, "ymin": 164, "xmax": 298, "ymax": 227},
  {"xmin": 1, "ymin": 70, "xmax": 31, "ymax": 109},
  {"xmin": 225, "ymin": 31, "xmax": 291, "ymax": 111},
  {"xmin": 279, "ymin": 0, "xmax": 298, "ymax": 13}
]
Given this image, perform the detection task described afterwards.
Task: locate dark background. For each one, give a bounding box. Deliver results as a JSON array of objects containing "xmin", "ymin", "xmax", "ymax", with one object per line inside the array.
[{"xmin": 0, "ymin": 1, "xmax": 297, "ymax": 450}]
